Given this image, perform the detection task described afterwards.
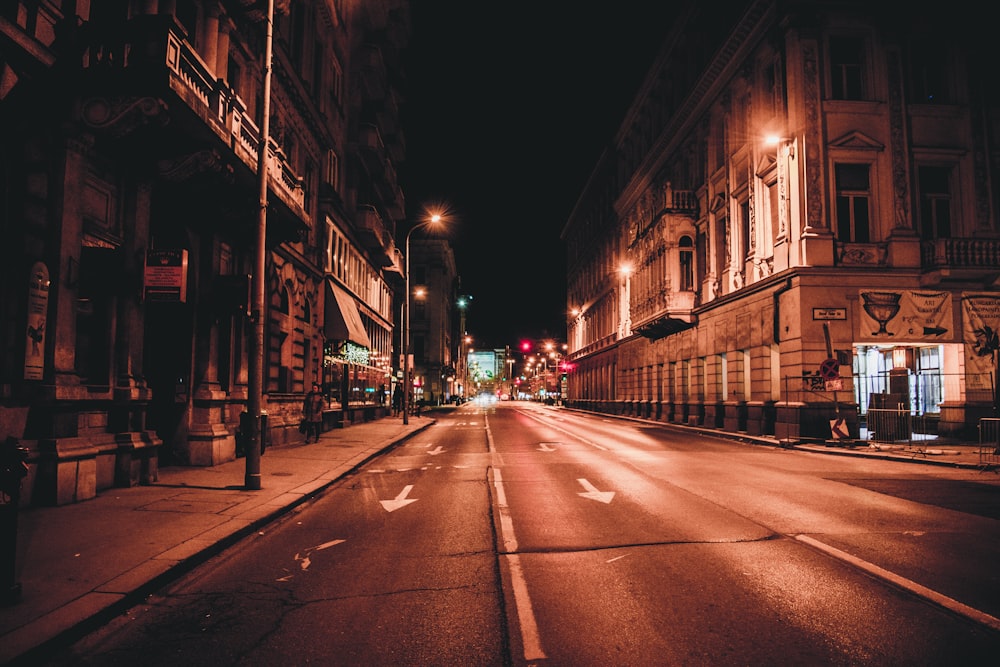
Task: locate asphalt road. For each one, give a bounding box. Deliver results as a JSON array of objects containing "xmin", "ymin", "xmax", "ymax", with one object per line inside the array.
[{"xmin": 44, "ymin": 401, "xmax": 1000, "ymax": 665}]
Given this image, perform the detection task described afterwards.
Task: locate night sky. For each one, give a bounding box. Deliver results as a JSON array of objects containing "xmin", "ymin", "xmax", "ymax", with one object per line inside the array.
[{"xmin": 398, "ymin": 2, "xmax": 679, "ymax": 350}]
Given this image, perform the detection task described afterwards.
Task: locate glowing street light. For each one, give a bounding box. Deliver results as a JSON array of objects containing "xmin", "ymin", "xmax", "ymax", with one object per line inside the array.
[{"xmin": 403, "ymin": 211, "xmax": 444, "ymax": 424}]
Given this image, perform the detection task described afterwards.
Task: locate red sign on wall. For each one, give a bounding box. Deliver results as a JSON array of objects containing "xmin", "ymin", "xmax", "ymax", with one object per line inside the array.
[{"xmin": 144, "ymin": 249, "xmax": 188, "ymax": 302}]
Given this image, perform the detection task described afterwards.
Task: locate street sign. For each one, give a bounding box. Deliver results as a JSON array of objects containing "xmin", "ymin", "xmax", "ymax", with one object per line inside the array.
[
  {"xmin": 830, "ymin": 418, "xmax": 850, "ymax": 439},
  {"xmin": 819, "ymin": 357, "xmax": 840, "ymax": 380}
]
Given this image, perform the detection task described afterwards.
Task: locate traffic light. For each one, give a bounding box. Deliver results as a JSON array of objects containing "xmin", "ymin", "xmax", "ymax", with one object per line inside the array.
[{"xmin": 519, "ymin": 340, "xmax": 532, "ymax": 353}]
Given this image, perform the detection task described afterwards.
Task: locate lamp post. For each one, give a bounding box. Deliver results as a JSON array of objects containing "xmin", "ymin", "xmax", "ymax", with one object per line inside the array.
[
  {"xmin": 457, "ymin": 295, "xmax": 471, "ymax": 403},
  {"xmin": 246, "ymin": 0, "xmax": 276, "ymax": 491},
  {"xmin": 403, "ymin": 213, "xmax": 443, "ymax": 424}
]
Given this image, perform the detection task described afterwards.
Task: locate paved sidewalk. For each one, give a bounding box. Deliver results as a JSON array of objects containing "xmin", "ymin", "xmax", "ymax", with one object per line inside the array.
[
  {"xmin": 1, "ymin": 414, "xmax": 434, "ymax": 665},
  {"xmin": 0, "ymin": 408, "xmax": 991, "ymax": 664}
]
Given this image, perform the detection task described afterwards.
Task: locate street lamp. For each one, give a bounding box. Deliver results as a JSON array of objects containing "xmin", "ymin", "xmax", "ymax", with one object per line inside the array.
[
  {"xmin": 403, "ymin": 212, "xmax": 444, "ymax": 424},
  {"xmin": 457, "ymin": 295, "xmax": 471, "ymax": 402},
  {"xmin": 246, "ymin": 0, "xmax": 277, "ymax": 491}
]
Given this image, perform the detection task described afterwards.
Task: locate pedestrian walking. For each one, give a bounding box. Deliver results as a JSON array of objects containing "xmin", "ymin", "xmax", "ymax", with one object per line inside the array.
[
  {"xmin": 392, "ymin": 384, "xmax": 402, "ymax": 417},
  {"xmin": 302, "ymin": 382, "xmax": 324, "ymax": 443}
]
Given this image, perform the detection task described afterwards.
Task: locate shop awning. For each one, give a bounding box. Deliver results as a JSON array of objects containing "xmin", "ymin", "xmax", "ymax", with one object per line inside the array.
[{"xmin": 324, "ymin": 280, "xmax": 371, "ymax": 348}]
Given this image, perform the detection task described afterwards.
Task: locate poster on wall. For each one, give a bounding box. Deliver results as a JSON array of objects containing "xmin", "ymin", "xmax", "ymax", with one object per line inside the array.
[
  {"xmin": 144, "ymin": 249, "xmax": 188, "ymax": 302},
  {"xmin": 858, "ymin": 290, "xmax": 953, "ymax": 342},
  {"xmin": 25, "ymin": 261, "xmax": 50, "ymax": 380},
  {"xmin": 962, "ymin": 293, "xmax": 1000, "ymax": 394}
]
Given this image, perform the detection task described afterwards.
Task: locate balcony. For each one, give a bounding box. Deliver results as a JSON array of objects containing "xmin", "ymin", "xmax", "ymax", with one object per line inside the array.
[
  {"xmin": 355, "ymin": 205, "xmax": 389, "ymax": 250},
  {"xmin": 632, "ymin": 291, "xmax": 697, "ymax": 340},
  {"xmin": 920, "ymin": 238, "xmax": 1000, "ymax": 283},
  {"xmin": 356, "ymin": 123, "xmax": 386, "ymax": 173},
  {"xmin": 76, "ymin": 15, "xmax": 305, "ymax": 214},
  {"xmin": 357, "ymin": 43, "xmax": 388, "ymax": 102}
]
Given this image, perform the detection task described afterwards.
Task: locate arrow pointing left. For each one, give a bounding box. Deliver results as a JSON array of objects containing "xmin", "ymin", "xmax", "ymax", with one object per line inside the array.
[{"xmin": 380, "ymin": 484, "xmax": 418, "ymax": 512}]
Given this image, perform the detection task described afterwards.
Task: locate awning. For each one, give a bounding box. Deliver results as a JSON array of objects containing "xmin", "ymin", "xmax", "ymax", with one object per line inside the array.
[{"xmin": 324, "ymin": 280, "xmax": 371, "ymax": 348}]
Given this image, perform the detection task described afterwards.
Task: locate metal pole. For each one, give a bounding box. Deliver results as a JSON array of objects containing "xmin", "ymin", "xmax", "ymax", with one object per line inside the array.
[
  {"xmin": 403, "ymin": 231, "xmax": 411, "ymax": 424},
  {"xmin": 246, "ymin": 0, "xmax": 274, "ymax": 491}
]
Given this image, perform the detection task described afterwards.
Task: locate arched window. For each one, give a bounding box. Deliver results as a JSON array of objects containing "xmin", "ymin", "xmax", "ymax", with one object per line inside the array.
[{"xmin": 679, "ymin": 236, "xmax": 694, "ymax": 291}]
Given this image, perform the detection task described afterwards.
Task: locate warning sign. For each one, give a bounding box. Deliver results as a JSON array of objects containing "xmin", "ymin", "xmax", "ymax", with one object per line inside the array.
[{"xmin": 830, "ymin": 418, "xmax": 850, "ymax": 440}]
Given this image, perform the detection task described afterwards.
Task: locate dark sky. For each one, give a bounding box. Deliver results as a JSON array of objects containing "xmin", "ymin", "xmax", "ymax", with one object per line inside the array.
[{"xmin": 398, "ymin": 3, "xmax": 678, "ymax": 350}]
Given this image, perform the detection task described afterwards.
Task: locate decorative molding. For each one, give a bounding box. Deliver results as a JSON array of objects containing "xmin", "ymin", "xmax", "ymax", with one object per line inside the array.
[{"xmin": 80, "ymin": 96, "xmax": 169, "ymax": 137}]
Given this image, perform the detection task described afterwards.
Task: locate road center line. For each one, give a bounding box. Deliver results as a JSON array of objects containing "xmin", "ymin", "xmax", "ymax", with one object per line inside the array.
[
  {"xmin": 505, "ymin": 553, "xmax": 547, "ymax": 662},
  {"xmin": 795, "ymin": 534, "xmax": 1000, "ymax": 633},
  {"xmin": 491, "ymin": 467, "xmax": 545, "ymax": 661}
]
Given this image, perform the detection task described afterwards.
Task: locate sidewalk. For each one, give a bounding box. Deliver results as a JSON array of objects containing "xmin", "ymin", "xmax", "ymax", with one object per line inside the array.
[
  {"xmin": 1, "ymin": 414, "xmax": 434, "ymax": 665},
  {"xmin": 0, "ymin": 409, "xmax": 991, "ymax": 664}
]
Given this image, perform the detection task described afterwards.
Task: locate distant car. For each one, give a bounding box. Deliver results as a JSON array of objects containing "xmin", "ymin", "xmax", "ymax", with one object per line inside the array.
[{"xmin": 474, "ymin": 393, "xmax": 497, "ymax": 405}]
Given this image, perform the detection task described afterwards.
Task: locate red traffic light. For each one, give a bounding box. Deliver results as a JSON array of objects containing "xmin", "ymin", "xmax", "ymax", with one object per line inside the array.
[{"xmin": 519, "ymin": 340, "xmax": 532, "ymax": 352}]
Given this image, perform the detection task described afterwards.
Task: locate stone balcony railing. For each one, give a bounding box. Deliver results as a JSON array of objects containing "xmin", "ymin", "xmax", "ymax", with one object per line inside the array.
[
  {"xmin": 921, "ymin": 237, "xmax": 1000, "ymax": 269},
  {"xmin": 82, "ymin": 14, "xmax": 304, "ymax": 210}
]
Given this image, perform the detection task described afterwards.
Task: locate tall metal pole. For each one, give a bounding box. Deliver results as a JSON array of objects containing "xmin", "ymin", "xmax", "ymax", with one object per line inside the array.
[
  {"xmin": 403, "ymin": 232, "xmax": 411, "ymax": 425},
  {"xmin": 402, "ymin": 215, "xmax": 442, "ymax": 424},
  {"xmin": 246, "ymin": 0, "xmax": 274, "ymax": 491}
]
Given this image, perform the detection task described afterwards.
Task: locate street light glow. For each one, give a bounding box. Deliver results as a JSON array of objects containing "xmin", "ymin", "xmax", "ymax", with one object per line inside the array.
[{"xmin": 403, "ymin": 211, "xmax": 446, "ymax": 424}]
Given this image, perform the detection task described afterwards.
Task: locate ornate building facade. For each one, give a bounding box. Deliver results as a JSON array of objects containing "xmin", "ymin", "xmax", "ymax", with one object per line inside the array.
[
  {"xmin": 0, "ymin": 0, "xmax": 410, "ymax": 505},
  {"xmin": 563, "ymin": 0, "xmax": 998, "ymax": 442}
]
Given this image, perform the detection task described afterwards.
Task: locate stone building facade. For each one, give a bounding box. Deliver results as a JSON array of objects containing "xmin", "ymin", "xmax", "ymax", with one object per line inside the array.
[
  {"xmin": 0, "ymin": 0, "xmax": 410, "ymax": 505},
  {"xmin": 563, "ymin": 0, "xmax": 998, "ymax": 442}
]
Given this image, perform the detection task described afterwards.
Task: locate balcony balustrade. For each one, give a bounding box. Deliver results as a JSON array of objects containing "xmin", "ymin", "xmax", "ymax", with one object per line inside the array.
[
  {"xmin": 80, "ymin": 15, "xmax": 304, "ymax": 210},
  {"xmin": 921, "ymin": 238, "xmax": 1000, "ymax": 270}
]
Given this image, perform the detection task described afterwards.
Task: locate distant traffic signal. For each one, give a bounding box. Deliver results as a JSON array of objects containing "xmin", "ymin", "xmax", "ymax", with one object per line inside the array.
[{"xmin": 519, "ymin": 340, "xmax": 532, "ymax": 352}]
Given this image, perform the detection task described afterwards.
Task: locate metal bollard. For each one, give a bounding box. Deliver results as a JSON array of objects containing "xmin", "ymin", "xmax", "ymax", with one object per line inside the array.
[{"xmin": 1, "ymin": 436, "xmax": 29, "ymax": 605}]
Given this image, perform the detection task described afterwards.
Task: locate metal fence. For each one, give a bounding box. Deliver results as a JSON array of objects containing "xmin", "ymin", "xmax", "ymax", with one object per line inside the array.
[
  {"xmin": 865, "ymin": 408, "xmax": 935, "ymax": 452},
  {"xmin": 979, "ymin": 418, "xmax": 1000, "ymax": 470}
]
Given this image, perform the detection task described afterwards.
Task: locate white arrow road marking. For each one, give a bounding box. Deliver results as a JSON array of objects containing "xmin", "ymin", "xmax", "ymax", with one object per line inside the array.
[
  {"xmin": 577, "ymin": 478, "xmax": 615, "ymax": 504},
  {"xmin": 380, "ymin": 484, "xmax": 418, "ymax": 512},
  {"xmin": 293, "ymin": 539, "xmax": 346, "ymax": 572},
  {"xmin": 538, "ymin": 442, "xmax": 557, "ymax": 452},
  {"xmin": 427, "ymin": 445, "xmax": 446, "ymax": 455}
]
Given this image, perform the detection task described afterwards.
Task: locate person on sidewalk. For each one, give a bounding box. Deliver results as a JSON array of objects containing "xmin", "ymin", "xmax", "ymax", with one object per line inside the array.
[
  {"xmin": 392, "ymin": 384, "xmax": 402, "ymax": 417},
  {"xmin": 303, "ymin": 382, "xmax": 324, "ymax": 443}
]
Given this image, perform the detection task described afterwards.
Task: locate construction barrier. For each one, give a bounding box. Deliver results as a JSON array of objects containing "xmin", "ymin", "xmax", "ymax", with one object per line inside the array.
[
  {"xmin": 866, "ymin": 407, "xmax": 913, "ymax": 444},
  {"xmin": 979, "ymin": 418, "xmax": 1000, "ymax": 471}
]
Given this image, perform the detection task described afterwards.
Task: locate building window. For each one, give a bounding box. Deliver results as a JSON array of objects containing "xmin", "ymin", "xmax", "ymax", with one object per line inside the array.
[
  {"xmin": 714, "ymin": 215, "xmax": 728, "ymax": 280},
  {"xmin": 303, "ymin": 159, "xmax": 314, "ymax": 215},
  {"xmin": 739, "ymin": 200, "xmax": 751, "ymax": 261},
  {"xmin": 918, "ymin": 166, "xmax": 952, "ymax": 239},
  {"xmin": 909, "ymin": 40, "xmax": 950, "ymax": 104},
  {"xmin": 679, "ymin": 236, "xmax": 694, "ymax": 291},
  {"xmin": 835, "ymin": 163, "xmax": 871, "ymax": 243},
  {"xmin": 324, "ymin": 149, "xmax": 339, "ymax": 188},
  {"xmin": 829, "ymin": 36, "xmax": 866, "ymax": 100}
]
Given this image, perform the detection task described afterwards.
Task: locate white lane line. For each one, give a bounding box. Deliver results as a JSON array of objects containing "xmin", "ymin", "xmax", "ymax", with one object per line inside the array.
[
  {"xmin": 506, "ymin": 553, "xmax": 547, "ymax": 661},
  {"xmin": 514, "ymin": 409, "xmax": 607, "ymax": 451},
  {"xmin": 795, "ymin": 534, "xmax": 1000, "ymax": 633},
  {"xmin": 493, "ymin": 468, "xmax": 517, "ymax": 553},
  {"xmin": 492, "ymin": 467, "xmax": 545, "ymax": 661}
]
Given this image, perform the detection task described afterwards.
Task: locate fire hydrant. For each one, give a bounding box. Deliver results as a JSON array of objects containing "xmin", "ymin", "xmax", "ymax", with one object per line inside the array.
[{"xmin": 1, "ymin": 436, "xmax": 29, "ymax": 605}]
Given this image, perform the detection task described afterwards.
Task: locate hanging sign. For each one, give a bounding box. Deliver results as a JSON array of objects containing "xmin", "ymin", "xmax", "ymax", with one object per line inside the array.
[
  {"xmin": 144, "ymin": 249, "xmax": 189, "ymax": 302},
  {"xmin": 962, "ymin": 292, "xmax": 1000, "ymax": 394},
  {"xmin": 24, "ymin": 262, "xmax": 50, "ymax": 380},
  {"xmin": 858, "ymin": 290, "xmax": 952, "ymax": 341}
]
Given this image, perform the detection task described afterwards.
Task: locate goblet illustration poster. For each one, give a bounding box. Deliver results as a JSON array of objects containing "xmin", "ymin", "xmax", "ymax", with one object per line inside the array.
[{"xmin": 858, "ymin": 291, "xmax": 952, "ymax": 342}]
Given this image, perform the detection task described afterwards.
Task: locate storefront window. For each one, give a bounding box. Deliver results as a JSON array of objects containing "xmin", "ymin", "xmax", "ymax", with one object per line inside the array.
[{"xmin": 323, "ymin": 341, "xmax": 388, "ymax": 406}]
